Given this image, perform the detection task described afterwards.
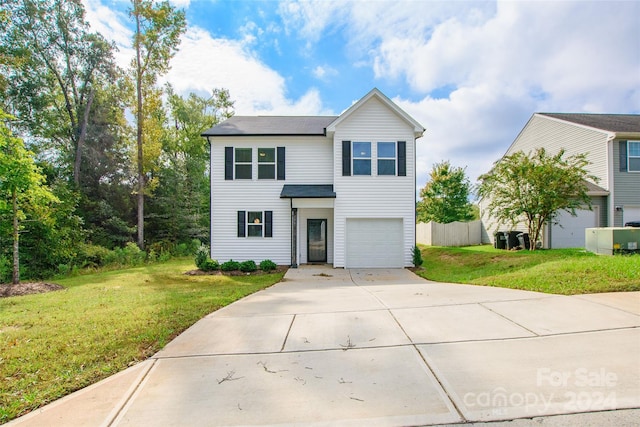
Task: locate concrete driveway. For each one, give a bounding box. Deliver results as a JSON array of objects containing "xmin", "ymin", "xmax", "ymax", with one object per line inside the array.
[{"xmin": 8, "ymin": 266, "xmax": 640, "ymax": 426}]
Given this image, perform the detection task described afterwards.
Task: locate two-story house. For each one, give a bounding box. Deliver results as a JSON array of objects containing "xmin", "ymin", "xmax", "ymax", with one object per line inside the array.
[
  {"xmin": 201, "ymin": 88, "xmax": 425, "ymax": 268},
  {"xmin": 481, "ymin": 113, "xmax": 640, "ymax": 248}
]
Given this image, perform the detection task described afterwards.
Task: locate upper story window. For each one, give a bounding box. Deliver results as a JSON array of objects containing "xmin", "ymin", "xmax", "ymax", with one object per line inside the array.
[
  {"xmin": 352, "ymin": 142, "xmax": 371, "ymax": 175},
  {"xmin": 377, "ymin": 142, "xmax": 396, "ymax": 175},
  {"xmin": 629, "ymin": 141, "xmax": 640, "ymax": 172},
  {"xmin": 225, "ymin": 147, "xmax": 285, "ymax": 181},
  {"xmin": 342, "ymin": 140, "xmax": 406, "ymax": 177},
  {"xmin": 235, "ymin": 148, "xmax": 252, "ymax": 179},
  {"xmin": 258, "ymin": 148, "xmax": 276, "ymax": 179}
]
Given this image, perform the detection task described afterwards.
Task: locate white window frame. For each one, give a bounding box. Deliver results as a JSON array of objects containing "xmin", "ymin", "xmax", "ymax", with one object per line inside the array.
[
  {"xmin": 628, "ymin": 141, "xmax": 640, "ymax": 172},
  {"xmin": 377, "ymin": 141, "xmax": 397, "ymax": 176},
  {"xmin": 234, "ymin": 148, "xmax": 252, "ymax": 179},
  {"xmin": 247, "ymin": 211, "xmax": 264, "ymax": 237},
  {"xmin": 258, "ymin": 148, "xmax": 276, "ymax": 179},
  {"xmin": 352, "ymin": 141, "xmax": 371, "ymax": 176}
]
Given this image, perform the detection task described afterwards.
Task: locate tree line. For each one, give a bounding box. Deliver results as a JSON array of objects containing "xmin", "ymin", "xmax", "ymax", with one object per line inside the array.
[{"xmin": 0, "ymin": 0, "xmax": 234, "ymax": 283}]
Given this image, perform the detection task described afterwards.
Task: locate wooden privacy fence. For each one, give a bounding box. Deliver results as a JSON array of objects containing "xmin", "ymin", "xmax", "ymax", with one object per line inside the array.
[{"xmin": 416, "ymin": 220, "xmax": 482, "ymax": 247}]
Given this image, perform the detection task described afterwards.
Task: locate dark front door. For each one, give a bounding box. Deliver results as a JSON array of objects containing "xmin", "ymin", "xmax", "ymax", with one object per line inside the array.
[{"xmin": 307, "ymin": 219, "xmax": 327, "ymax": 263}]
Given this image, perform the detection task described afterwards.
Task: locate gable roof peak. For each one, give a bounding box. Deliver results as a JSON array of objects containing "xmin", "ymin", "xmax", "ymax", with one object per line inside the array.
[{"xmin": 326, "ymin": 88, "xmax": 425, "ymax": 137}]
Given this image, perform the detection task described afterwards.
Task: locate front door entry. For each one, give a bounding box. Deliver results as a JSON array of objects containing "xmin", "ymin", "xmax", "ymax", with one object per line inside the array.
[{"xmin": 307, "ymin": 219, "xmax": 327, "ymax": 263}]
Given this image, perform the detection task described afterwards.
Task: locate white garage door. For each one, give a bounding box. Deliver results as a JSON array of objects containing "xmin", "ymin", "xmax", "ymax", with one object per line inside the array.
[
  {"xmin": 346, "ymin": 218, "xmax": 404, "ymax": 268},
  {"xmin": 550, "ymin": 208, "xmax": 598, "ymax": 248},
  {"xmin": 623, "ymin": 206, "xmax": 640, "ymax": 226}
]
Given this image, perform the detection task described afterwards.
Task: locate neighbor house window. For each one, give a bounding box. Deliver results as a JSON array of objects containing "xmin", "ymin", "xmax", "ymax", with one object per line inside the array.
[
  {"xmin": 352, "ymin": 142, "xmax": 371, "ymax": 175},
  {"xmin": 258, "ymin": 148, "xmax": 276, "ymax": 179},
  {"xmin": 377, "ymin": 142, "xmax": 396, "ymax": 175},
  {"xmin": 629, "ymin": 141, "xmax": 640, "ymax": 172},
  {"xmin": 235, "ymin": 148, "xmax": 252, "ymax": 179}
]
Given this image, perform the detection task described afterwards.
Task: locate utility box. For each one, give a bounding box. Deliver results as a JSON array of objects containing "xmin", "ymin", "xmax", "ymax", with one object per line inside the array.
[{"xmin": 585, "ymin": 227, "xmax": 640, "ymax": 255}]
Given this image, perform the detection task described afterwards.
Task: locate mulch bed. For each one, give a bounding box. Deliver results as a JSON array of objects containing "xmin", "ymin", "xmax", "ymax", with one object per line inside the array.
[
  {"xmin": 0, "ymin": 282, "xmax": 65, "ymax": 298},
  {"xmin": 185, "ymin": 265, "xmax": 289, "ymax": 277}
]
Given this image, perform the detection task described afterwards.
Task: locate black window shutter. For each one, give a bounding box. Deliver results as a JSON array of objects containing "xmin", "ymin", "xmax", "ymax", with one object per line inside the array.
[
  {"xmin": 265, "ymin": 211, "xmax": 273, "ymax": 237},
  {"xmin": 620, "ymin": 141, "xmax": 628, "ymax": 172},
  {"xmin": 342, "ymin": 141, "xmax": 351, "ymax": 176},
  {"xmin": 398, "ymin": 141, "xmax": 407, "ymax": 176},
  {"xmin": 237, "ymin": 211, "xmax": 246, "ymax": 237},
  {"xmin": 225, "ymin": 147, "xmax": 233, "ymax": 180},
  {"xmin": 277, "ymin": 147, "xmax": 285, "ymax": 180}
]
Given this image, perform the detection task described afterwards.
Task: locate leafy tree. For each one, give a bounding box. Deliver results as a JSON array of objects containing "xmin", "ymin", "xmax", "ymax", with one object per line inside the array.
[
  {"xmin": 129, "ymin": 0, "xmax": 186, "ymax": 249},
  {"xmin": 417, "ymin": 161, "xmax": 475, "ymax": 224},
  {"xmin": 477, "ymin": 148, "xmax": 597, "ymax": 250},
  {"xmin": 0, "ymin": 0, "xmax": 119, "ymax": 185},
  {"xmin": 0, "ymin": 110, "xmax": 57, "ymax": 284},
  {"xmin": 146, "ymin": 86, "xmax": 234, "ymax": 245}
]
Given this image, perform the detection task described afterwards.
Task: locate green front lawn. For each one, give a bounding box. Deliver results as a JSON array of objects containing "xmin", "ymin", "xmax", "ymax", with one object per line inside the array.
[
  {"xmin": 415, "ymin": 245, "xmax": 640, "ymax": 295},
  {"xmin": 0, "ymin": 259, "xmax": 284, "ymax": 423}
]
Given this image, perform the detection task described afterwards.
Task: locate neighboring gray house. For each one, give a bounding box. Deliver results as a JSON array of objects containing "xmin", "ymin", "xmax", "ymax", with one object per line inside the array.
[
  {"xmin": 201, "ymin": 88, "xmax": 425, "ymax": 268},
  {"xmin": 481, "ymin": 113, "xmax": 640, "ymax": 248}
]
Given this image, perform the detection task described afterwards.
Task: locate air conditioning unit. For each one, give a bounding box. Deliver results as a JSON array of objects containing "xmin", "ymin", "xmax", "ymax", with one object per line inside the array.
[{"xmin": 585, "ymin": 228, "xmax": 640, "ymax": 255}]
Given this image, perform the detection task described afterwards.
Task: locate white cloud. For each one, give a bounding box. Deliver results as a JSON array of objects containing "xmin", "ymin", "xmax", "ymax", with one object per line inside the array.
[
  {"xmin": 161, "ymin": 27, "xmax": 330, "ymax": 115},
  {"xmin": 82, "ymin": 1, "xmax": 331, "ymax": 116},
  {"xmin": 281, "ymin": 0, "xmax": 640, "ymax": 188},
  {"xmin": 312, "ymin": 65, "xmax": 338, "ymax": 81}
]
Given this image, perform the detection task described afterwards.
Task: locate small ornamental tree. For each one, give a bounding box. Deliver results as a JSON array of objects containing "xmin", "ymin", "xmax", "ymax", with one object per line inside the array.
[
  {"xmin": 477, "ymin": 148, "xmax": 597, "ymax": 250},
  {"xmin": 0, "ymin": 110, "xmax": 58, "ymax": 284},
  {"xmin": 417, "ymin": 161, "xmax": 475, "ymax": 224}
]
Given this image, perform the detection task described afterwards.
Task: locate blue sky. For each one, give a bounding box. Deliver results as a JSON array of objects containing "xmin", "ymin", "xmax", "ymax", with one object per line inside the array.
[{"xmin": 84, "ymin": 0, "xmax": 640, "ymax": 189}]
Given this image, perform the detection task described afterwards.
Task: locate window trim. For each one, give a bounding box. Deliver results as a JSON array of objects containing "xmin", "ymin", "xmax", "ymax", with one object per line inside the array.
[
  {"xmin": 258, "ymin": 147, "xmax": 276, "ymax": 180},
  {"xmin": 352, "ymin": 141, "xmax": 372, "ymax": 176},
  {"xmin": 247, "ymin": 211, "xmax": 264, "ymax": 237},
  {"xmin": 234, "ymin": 148, "xmax": 252, "ymax": 179},
  {"xmin": 377, "ymin": 141, "xmax": 397, "ymax": 176},
  {"xmin": 237, "ymin": 210, "xmax": 273, "ymax": 238},
  {"xmin": 628, "ymin": 141, "xmax": 640, "ymax": 172}
]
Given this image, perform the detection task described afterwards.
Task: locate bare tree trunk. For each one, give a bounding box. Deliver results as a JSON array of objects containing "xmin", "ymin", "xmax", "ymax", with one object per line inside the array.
[
  {"xmin": 135, "ymin": 8, "xmax": 145, "ymax": 250},
  {"xmin": 73, "ymin": 89, "xmax": 95, "ymax": 186},
  {"xmin": 12, "ymin": 189, "xmax": 19, "ymax": 285}
]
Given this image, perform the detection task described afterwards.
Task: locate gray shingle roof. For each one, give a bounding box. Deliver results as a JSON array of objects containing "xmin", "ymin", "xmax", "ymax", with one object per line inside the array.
[
  {"xmin": 539, "ymin": 113, "xmax": 640, "ymax": 133},
  {"xmin": 202, "ymin": 116, "xmax": 338, "ymax": 136},
  {"xmin": 280, "ymin": 185, "xmax": 336, "ymax": 198}
]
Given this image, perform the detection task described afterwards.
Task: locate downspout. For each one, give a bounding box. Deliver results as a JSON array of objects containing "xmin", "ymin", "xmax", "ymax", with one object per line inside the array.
[
  {"xmin": 207, "ymin": 136, "xmax": 213, "ymax": 258},
  {"xmin": 291, "ymin": 198, "xmax": 298, "ymax": 268},
  {"xmin": 606, "ymin": 133, "xmax": 615, "ymax": 227}
]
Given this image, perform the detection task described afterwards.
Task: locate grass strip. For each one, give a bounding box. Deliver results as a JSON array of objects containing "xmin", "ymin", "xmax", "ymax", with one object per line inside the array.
[
  {"xmin": 0, "ymin": 258, "xmax": 284, "ymax": 423},
  {"xmin": 415, "ymin": 245, "xmax": 640, "ymax": 295}
]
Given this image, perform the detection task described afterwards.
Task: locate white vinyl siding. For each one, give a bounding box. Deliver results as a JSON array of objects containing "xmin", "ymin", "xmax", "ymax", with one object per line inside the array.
[
  {"xmin": 211, "ymin": 136, "xmax": 333, "ymax": 264},
  {"xmin": 506, "ymin": 115, "xmax": 610, "ymax": 189},
  {"xmin": 332, "ymin": 96, "xmax": 416, "ymax": 267}
]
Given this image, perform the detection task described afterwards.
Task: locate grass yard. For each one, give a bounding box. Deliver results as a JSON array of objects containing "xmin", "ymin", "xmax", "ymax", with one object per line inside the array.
[
  {"xmin": 415, "ymin": 245, "xmax": 640, "ymax": 295},
  {"xmin": 0, "ymin": 258, "xmax": 285, "ymax": 423}
]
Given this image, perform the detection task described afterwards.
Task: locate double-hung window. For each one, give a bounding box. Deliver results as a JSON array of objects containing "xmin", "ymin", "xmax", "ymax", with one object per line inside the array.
[
  {"xmin": 352, "ymin": 142, "xmax": 371, "ymax": 175},
  {"xmin": 237, "ymin": 210, "xmax": 273, "ymax": 238},
  {"xmin": 258, "ymin": 148, "xmax": 276, "ymax": 179},
  {"xmin": 235, "ymin": 148, "xmax": 252, "ymax": 179},
  {"xmin": 629, "ymin": 141, "xmax": 640, "ymax": 172},
  {"xmin": 247, "ymin": 211, "xmax": 263, "ymax": 237},
  {"xmin": 377, "ymin": 142, "xmax": 396, "ymax": 175}
]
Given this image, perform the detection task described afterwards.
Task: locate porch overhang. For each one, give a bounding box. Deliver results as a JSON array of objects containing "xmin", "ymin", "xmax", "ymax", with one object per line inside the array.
[{"xmin": 280, "ymin": 184, "xmax": 336, "ymax": 199}]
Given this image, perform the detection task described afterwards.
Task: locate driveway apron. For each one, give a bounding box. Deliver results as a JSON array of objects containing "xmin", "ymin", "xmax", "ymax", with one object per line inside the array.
[{"xmin": 8, "ymin": 266, "xmax": 640, "ymax": 426}]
